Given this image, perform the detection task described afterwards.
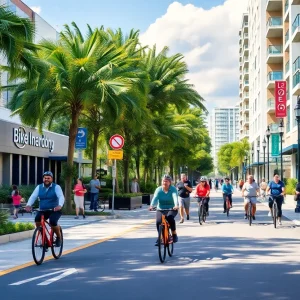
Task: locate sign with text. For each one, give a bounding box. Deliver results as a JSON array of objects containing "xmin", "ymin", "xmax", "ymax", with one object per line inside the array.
[
  {"xmin": 271, "ymin": 133, "xmax": 280, "ymax": 157},
  {"xmin": 75, "ymin": 128, "xmax": 87, "ymax": 149},
  {"xmin": 108, "ymin": 150, "xmax": 123, "ymax": 160},
  {"xmin": 275, "ymin": 81, "xmax": 287, "ymax": 118}
]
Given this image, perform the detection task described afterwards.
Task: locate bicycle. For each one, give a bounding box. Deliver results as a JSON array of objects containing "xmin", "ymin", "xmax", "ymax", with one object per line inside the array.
[
  {"xmin": 224, "ymin": 193, "xmax": 232, "ymax": 217},
  {"xmin": 245, "ymin": 196, "xmax": 255, "ymax": 226},
  {"xmin": 268, "ymin": 195, "xmax": 279, "ymax": 229},
  {"xmin": 260, "ymin": 189, "xmax": 267, "ymax": 202},
  {"xmin": 31, "ymin": 209, "xmax": 63, "ymax": 265},
  {"xmin": 197, "ymin": 197, "xmax": 207, "ymax": 225},
  {"xmin": 96, "ymin": 197, "xmax": 105, "ymax": 212},
  {"xmin": 153, "ymin": 209, "xmax": 174, "ymax": 263}
]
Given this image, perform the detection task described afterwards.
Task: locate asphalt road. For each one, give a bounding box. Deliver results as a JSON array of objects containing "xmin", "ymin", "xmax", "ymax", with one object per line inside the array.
[{"xmin": 1, "ymin": 194, "xmax": 300, "ymax": 300}]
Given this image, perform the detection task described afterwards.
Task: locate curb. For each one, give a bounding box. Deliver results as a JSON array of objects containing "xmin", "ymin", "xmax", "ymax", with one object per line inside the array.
[{"xmin": 0, "ymin": 229, "xmax": 35, "ymax": 245}]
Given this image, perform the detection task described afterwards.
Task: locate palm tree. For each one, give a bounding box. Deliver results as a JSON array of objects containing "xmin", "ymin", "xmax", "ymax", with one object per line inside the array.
[{"xmin": 9, "ymin": 23, "xmax": 144, "ymax": 212}]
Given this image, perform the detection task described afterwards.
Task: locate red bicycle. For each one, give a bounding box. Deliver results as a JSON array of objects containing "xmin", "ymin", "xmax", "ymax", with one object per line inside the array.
[{"xmin": 31, "ymin": 209, "xmax": 63, "ymax": 265}]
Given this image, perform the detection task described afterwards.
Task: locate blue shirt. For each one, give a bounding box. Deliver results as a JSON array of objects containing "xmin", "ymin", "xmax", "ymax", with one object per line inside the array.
[
  {"xmin": 268, "ymin": 180, "xmax": 285, "ymax": 196},
  {"xmin": 150, "ymin": 186, "xmax": 178, "ymax": 210},
  {"xmin": 90, "ymin": 179, "xmax": 100, "ymax": 193},
  {"xmin": 27, "ymin": 183, "xmax": 65, "ymax": 208},
  {"xmin": 222, "ymin": 183, "xmax": 234, "ymax": 194}
]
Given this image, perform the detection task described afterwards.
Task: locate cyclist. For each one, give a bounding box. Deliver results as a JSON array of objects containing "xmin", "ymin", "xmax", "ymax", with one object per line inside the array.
[
  {"xmin": 260, "ymin": 178, "xmax": 268, "ymax": 199},
  {"xmin": 26, "ymin": 171, "xmax": 65, "ymax": 247},
  {"xmin": 241, "ymin": 175, "xmax": 259, "ymax": 220},
  {"xmin": 266, "ymin": 174, "xmax": 285, "ymax": 225},
  {"xmin": 176, "ymin": 173, "xmax": 193, "ymax": 223},
  {"xmin": 150, "ymin": 175, "xmax": 179, "ymax": 246},
  {"xmin": 195, "ymin": 177, "xmax": 210, "ymax": 216},
  {"xmin": 222, "ymin": 177, "xmax": 234, "ymax": 213}
]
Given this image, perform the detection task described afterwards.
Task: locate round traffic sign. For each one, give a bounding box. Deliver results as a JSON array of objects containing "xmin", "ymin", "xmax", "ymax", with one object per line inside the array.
[{"xmin": 109, "ymin": 134, "xmax": 124, "ymax": 150}]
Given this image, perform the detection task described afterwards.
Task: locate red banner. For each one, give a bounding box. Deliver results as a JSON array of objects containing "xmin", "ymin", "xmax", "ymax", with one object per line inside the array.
[{"xmin": 275, "ymin": 81, "xmax": 287, "ymax": 118}]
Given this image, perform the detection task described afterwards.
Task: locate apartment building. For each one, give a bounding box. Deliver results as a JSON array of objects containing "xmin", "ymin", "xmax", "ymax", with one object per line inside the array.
[
  {"xmin": 210, "ymin": 107, "xmax": 239, "ymax": 175},
  {"xmin": 238, "ymin": 0, "xmax": 298, "ymax": 181},
  {"xmin": 0, "ymin": 0, "xmax": 57, "ymax": 107}
]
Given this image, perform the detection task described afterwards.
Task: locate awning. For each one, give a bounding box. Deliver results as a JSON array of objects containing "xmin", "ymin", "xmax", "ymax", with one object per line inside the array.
[
  {"xmin": 280, "ymin": 144, "xmax": 298, "ymax": 155},
  {"xmin": 248, "ymin": 162, "xmax": 265, "ymax": 167}
]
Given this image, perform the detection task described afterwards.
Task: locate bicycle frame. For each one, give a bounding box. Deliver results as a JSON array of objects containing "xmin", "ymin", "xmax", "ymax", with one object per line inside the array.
[
  {"xmin": 36, "ymin": 214, "xmax": 53, "ymax": 248},
  {"xmin": 161, "ymin": 214, "xmax": 171, "ymax": 245}
]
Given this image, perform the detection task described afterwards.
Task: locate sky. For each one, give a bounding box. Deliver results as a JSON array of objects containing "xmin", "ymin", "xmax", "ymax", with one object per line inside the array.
[{"xmin": 23, "ymin": 0, "xmax": 248, "ymax": 113}]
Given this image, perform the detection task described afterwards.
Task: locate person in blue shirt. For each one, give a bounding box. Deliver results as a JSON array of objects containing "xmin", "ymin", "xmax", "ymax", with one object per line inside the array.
[
  {"xmin": 150, "ymin": 175, "xmax": 179, "ymax": 246},
  {"xmin": 266, "ymin": 174, "xmax": 285, "ymax": 225},
  {"xmin": 222, "ymin": 177, "xmax": 234, "ymax": 213},
  {"xmin": 26, "ymin": 171, "xmax": 65, "ymax": 247}
]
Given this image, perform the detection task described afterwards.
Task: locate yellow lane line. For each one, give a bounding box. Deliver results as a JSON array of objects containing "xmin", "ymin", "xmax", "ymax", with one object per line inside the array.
[{"xmin": 0, "ymin": 219, "xmax": 154, "ymax": 277}]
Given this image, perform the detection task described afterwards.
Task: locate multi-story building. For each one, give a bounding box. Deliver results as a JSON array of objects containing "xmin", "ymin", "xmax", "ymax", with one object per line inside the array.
[
  {"xmin": 238, "ymin": 0, "xmax": 298, "ymax": 181},
  {"xmin": 0, "ymin": 0, "xmax": 57, "ymax": 107},
  {"xmin": 211, "ymin": 107, "xmax": 239, "ymax": 175}
]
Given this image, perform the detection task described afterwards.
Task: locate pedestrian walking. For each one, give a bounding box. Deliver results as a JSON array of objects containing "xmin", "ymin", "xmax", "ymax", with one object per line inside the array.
[
  {"xmin": 73, "ymin": 178, "xmax": 87, "ymax": 219},
  {"xmin": 89, "ymin": 174, "xmax": 100, "ymax": 211},
  {"xmin": 12, "ymin": 189, "xmax": 22, "ymax": 219},
  {"xmin": 130, "ymin": 177, "xmax": 140, "ymax": 193}
]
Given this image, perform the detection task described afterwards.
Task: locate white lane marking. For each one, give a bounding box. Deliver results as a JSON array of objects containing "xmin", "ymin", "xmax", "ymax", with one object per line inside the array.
[{"xmin": 10, "ymin": 268, "xmax": 77, "ymax": 286}]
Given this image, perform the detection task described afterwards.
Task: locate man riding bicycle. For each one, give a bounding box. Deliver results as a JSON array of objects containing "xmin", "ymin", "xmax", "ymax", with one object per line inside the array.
[
  {"xmin": 150, "ymin": 175, "xmax": 179, "ymax": 246},
  {"xmin": 222, "ymin": 177, "xmax": 234, "ymax": 213},
  {"xmin": 26, "ymin": 171, "xmax": 65, "ymax": 247},
  {"xmin": 241, "ymin": 175, "xmax": 259, "ymax": 220},
  {"xmin": 266, "ymin": 174, "xmax": 285, "ymax": 225},
  {"xmin": 195, "ymin": 177, "xmax": 210, "ymax": 215}
]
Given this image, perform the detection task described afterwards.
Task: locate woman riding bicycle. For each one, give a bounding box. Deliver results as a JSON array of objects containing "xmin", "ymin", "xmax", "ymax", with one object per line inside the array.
[
  {"xmin": 195, "ymin": 177, "xmax": 210, "ymax": 215},
  {"xmin": 222, "ymin": 177, "xmax": 234, "ymax": 213},
  {"xmin": 241, "ymin": 175, "xmax": 259, "ymax": 220},
  {"xmin": 266, "ymin": 174, "xmax": 285, "ymax": 225},
  {"xmin": 150, "ymin": 175, "xmax": 179, "ymax": 246}
]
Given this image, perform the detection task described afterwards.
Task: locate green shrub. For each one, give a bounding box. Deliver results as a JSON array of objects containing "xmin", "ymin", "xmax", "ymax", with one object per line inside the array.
[
  {"xmin": 285, "ymin": 178, "xmax": 298, "ymax": 195},
  {"xmin": 0, "ymin": 222, "xmax": 34, "ymax": 235},
  {"xmin": 140, "ymin": 181, "xmax": 157, "ymax": 194},
  {"xmin": 0, "ymin": 210, "xmax": 9, "ymax": 225},
  {"xmin": 0, "ymin": 185, "xmax": 36, "ymax": 204}
]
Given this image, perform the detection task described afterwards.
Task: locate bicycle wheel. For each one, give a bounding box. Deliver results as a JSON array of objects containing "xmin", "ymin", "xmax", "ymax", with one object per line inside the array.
[
  {"xmin": 202, "ymin": 205, "xmax": 206, "ymax": 223},
  {"xmin": 198, "ymin": 205, "xmax": 203, "ymax": 225},
  {"xmin": 158, "ymin": 225, "xmax": 166, "ymax": 263},
  {"xmin": 51, "ymin": 226, "xmax": 63, "ymax": 259},
  {"xmin": 167, "ymin": 227, "xmax": 173, "ymax": 257},
  {"xmin": 97, "ymin": 199, "xmax": 105, "ymax": 212},
  {"xmin": 248, "ymin": 202, "xmax": 252, "ymax": 226},
  {"xmin": 32, "ymin": 227, "xmax": 45, "ymax": 265},
  {"xmin": 273, "ymin": 202, "xmax": 277, "ymax": 229}
]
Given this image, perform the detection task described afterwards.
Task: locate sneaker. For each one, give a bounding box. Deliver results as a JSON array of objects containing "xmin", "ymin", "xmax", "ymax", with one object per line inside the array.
[
  {"xmin": 244, "ymin": 214, "xmax": 247, "ymax": 219},
  {"xmin": 94, "ymin": 210, "xmax": 99, "ymax": 212},
  {"xmin": 83, "ymin": 215, "xmax": 86, "ymax": 219},
  {"xmin": 74, "ymin": 216, "xmax": 79, "ymax": 219},
  {"xmin": 187, "ymin": 215, "xmax": 190, "ymax": 220},
  {"xmin": 179, "ymin": 218, "xmax": 184, "ymax": 223},
  {"xmin": 173, "ymin": 234, "xmax": 178, "ymax": 243},
  {"xmin": 268, "ymin": 211, "xmax": 271, "ymax": 217},
  {"xmin": 252, "ymin": 215, "xmax": 256, "ymax": 220},
  {"xmin": 279, "ymin": 221, "xmax": 282, "ymax": 225},
  {"xmin": 55, "ymin": 237, "xmax": 61, "ymax": 247},
  {"xmin": 223, "ymin": 210, "xmax": 226, "ymax": 213},
  {"xmin": 155, "ymin": 239, "xmax": 159, "ymax": 246}
]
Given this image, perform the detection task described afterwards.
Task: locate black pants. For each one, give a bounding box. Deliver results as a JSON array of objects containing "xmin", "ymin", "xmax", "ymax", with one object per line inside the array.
[
  {"xmin": 223, "ymin": 194, "xmax": 232, "ymax": 211},
  {"xmin": 268, "ymin": 195, "xmax": 283, "ymax": 217},
  {"xmin": 35, "ymin": 211, "xmax": 62, "ymax": 226},
  {"xmin": 156, "ymin": 210, "xmax": 178, "ymax": 232},
  {"xmin": 197, "ymin": 198, "xmax": 209, "ymax": 212}
]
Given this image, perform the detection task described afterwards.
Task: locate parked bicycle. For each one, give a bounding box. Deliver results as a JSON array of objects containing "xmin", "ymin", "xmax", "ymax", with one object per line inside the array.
[{"xmin": 31, "ymin": 209, "xmax": 63, "ymax": 265}]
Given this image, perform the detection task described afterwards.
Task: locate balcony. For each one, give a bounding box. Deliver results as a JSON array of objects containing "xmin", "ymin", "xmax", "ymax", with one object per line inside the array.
[
  {"xmin": 243, "ymin": 105, "xmax": 249, "ymax": 111},
  {"xmin": 243, "ymin": 57, "xmax": 249, "ymax": 65},
  {"xmin": 292, "ymin": 70, "xmax": 300, "ymax": 95},
  {"xmin": 243, "ymin": 44, "xmax": 249, "ymax": 55},
  {"xmin": 293, "ymin": 56, "xmax": 300, "ymax": 73},
  {"xmin": 243, "ymin": 33, "xmax": 249, "ymax": 40},
  {"xmin": 266, "ymin": 0, "xmax": 283, "ymax": 11},
  {"xmin": 285, "ymin": 30, "xmax": 289, "ymax": 44},
  {"xmin": 285, "ymin": 60, "xmax": 290, "ymax": 75},
  {"xmin": 266, "ymin": 45, "xmax": 283, "ymax": 63},
  {"xmin": 243, "ymin": 92, "xmax": 249, "ymax": 99},
  {"xmin": 284, "ymin": 0, "xmax": 289, "ymax": 21},
  {"xmin": 243, "ymin": 117, "xmax": 249, "ymax": 125},
  {"xmin": 267, "ymin": 98, "xmax": 275, "ymax": 113},
  {"xmin": 267, "ymin": 71, "xmax": 283, "ymax": 88},
  {"xmin": 266, "ymin": 17, "xmax": 283, "ymax": 38},
  {"xmin": 292, "ymin": 14, "xmax": 300, "ymax": 42}
]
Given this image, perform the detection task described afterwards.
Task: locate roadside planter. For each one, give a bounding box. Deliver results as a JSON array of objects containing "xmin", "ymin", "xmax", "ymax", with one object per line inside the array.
[
  {"xmin": 142, "ymin": 194, "xmax": 154, "ymax": 205},
  {"xmin": 109, "ymin": 194, "xmax": 143, "ymax": 210}
]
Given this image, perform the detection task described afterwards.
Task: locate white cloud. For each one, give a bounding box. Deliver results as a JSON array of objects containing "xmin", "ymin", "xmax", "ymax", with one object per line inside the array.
[
  {"xmin": 30, "ymin": 6, "xmax": 41, "ymax": 14},
  {"xmin": 140, "ymin": 0, "xmax": 248, "ymax": 112}
]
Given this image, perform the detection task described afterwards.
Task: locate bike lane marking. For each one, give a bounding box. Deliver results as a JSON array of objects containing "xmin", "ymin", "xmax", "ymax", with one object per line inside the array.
[{"xmin": 0, "ymin": 219, "xmax": 154, "ymax": 277}]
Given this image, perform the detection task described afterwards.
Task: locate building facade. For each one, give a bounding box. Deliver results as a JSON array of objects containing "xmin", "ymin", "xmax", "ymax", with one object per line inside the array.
[{"xmin": 211, "ymin": 107, "xmax": 239, "ymax": 175}]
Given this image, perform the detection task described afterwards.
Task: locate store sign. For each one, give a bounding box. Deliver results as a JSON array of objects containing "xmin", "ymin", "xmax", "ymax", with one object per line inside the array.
[
  {"xmin": 13, "ymin": 127, "xmax": 54, "ymax": 152},
  {"xmin": 271, "ymin": 133, "xmax": 280, "ymax": 157},
  {"xmin": 275, "ymin": 81, "xmax": 287, "ymax": 118}
]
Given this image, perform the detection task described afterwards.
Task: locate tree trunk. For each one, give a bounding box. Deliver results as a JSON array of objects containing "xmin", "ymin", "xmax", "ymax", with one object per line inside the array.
[
  {"xmin": 91, "ymin": 130, "xmax": 99, "ymax": 177},
  {"xmin": 169, "ymin": 160, "xmax": 174, "ymax": 179},
  {"xmin": 135, "ymin": 148, "xmax": 141, "ymax": 181},
  {"xmin": 123, "ymin": 154, "xmax": 130, "ymax": 193},
  {"xmin": 65, "ymin": 112, "xmax": 79, "ymax": 213}
]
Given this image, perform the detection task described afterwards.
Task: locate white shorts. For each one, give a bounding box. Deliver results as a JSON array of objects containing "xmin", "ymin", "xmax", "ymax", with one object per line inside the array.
[
  {"xmin": 244, "ymin": 196, "xmax": 257, "ymax": 204},
  {"xmin": 74, "ymin": 195, "xmax": 84, "ymax": 209}
]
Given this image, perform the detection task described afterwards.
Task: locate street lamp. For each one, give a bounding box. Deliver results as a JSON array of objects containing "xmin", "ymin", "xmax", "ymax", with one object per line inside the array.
[
  {"xmin": 266, "ymin": 126, "xmax": 271, "ymax": 182},
  {"xmin": 294, "ymin": 96, "xmax": 300, "ymax": 181},
  {"xmin": 257, "ymin": 140, "xmax": 260, "ymax": 183},
  {"xmin": 262, "ymin": 137, "xmax": 267, "ymax": 180},
  {"xmin": 251, "ymin": 145, "xmax": 254, "ymax": 175},
  {"xmin": 278, "ymin": 119, "xmax": 284, "ymax": 181},
  {"xmin": 244, "ymin": 155, "xmax": 248, "ymax": 180}
]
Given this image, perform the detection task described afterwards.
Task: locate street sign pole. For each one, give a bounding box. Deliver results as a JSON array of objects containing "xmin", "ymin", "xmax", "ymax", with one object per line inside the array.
[
  {"xmin": 78, "ymin": 149, "xmax": 82, "ymax": 178},
  {"xmin": 111, "ymin": 159, "xmax": 117, "ymax": 215}
]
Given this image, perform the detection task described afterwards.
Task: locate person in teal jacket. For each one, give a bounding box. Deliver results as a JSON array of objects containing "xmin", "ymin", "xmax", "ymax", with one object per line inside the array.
[
  {"xmin": 150, "ymin": 174, "xmax": 179, "ymax": 246},
  {"xmin": 222, "ymin": 177, "xmax": 234, "ymax": 213}
]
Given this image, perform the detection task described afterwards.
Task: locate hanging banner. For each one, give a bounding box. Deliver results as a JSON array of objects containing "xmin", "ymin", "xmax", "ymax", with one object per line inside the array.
[
  {"xmin": 271, "ymin": 133, "xmax": 280, "ymax": 157},
  {"xmin": 275, "ymin": 81, "xmax": 287, "ymax": 118}
]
